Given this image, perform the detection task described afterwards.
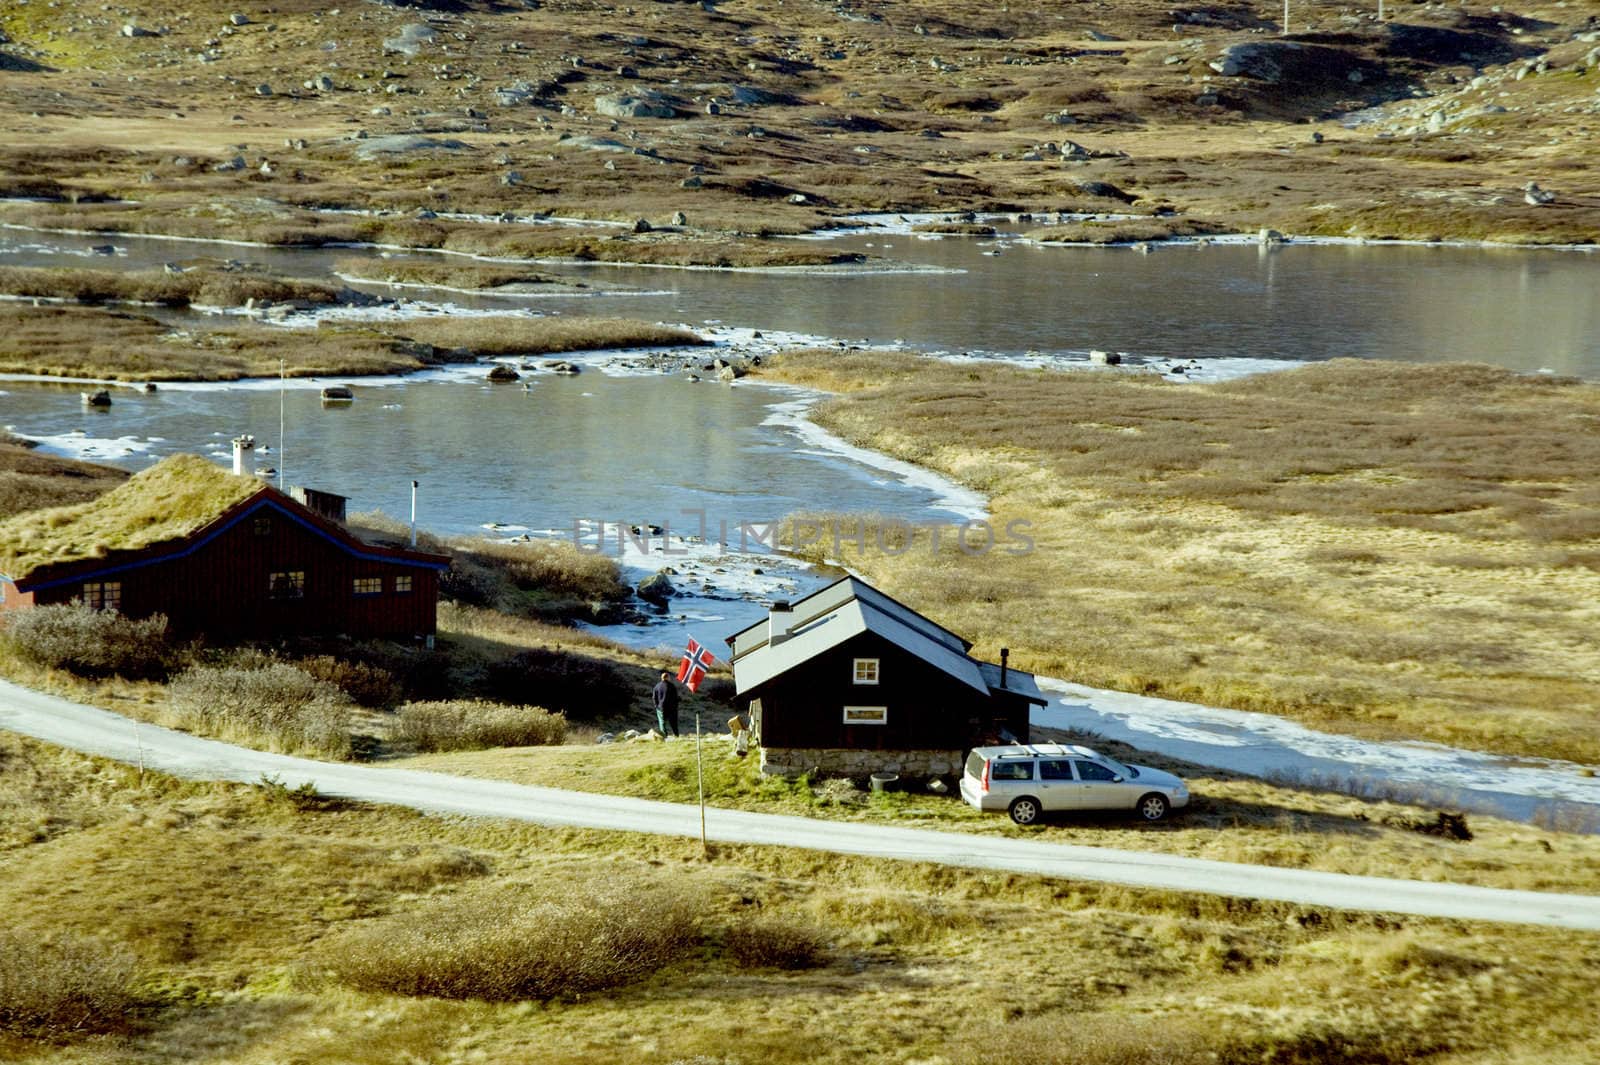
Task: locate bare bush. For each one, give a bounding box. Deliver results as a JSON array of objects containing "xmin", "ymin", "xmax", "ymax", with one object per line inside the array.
[
  {"xmin": 0, "ymin": 930, "xmax": 139, "ymax": 1038},
  {"xmin": 395, "ymin": 699, "xmax": 567, "ymax": 752},
  {"xmin": 168, "ymin": 663, "xmax": 353, "ymax": 758},
  {"xmin": 2, "ymin": 603, "xmax": 177, "ymax": 679},
  {"xmin": 320, "ymin": 879, "xmax": 699, "ymax": 1001},
  {"xmin": 723, "ymin": 915, "xmax": 829, "ymax": 970}
]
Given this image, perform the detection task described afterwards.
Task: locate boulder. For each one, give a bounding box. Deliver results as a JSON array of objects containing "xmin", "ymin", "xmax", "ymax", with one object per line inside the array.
[
  {"xmin": 636, "ymin": 571, "xmax": 676, "ymax": 605},
  {"xmin": 1089, "ymin": 349, "xmax": 1121, "ymax": 365},
  {"xmin": 671, "ymin": 211, "xmax": 688, "ymax": 226},
  {"xmin": 1258, "ymin": 228, "xmax": 1285, "ymax": 245},
  {"xmin": 121, "ymin": 23, "xmax": 159, "ymax": 38},
  {"xmin": 486, "ymin": 365, "xmax": 521, "ymax": 382},
  {"xmin": 500, "ymin": 170, "xmax": 524, "ymax": 186},
  {"xmin": 228, "ymin": 13, "xmax": 249, "ymax": 26},
  {"xmin": 595, "ymin": 92, "xmax": 676, "ymax": 119},
  {"xmin": 354, "ymin": 135, "xmax": 471, "ymax": 160}
]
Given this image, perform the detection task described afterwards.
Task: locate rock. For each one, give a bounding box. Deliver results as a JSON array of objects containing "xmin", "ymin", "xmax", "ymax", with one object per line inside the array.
[
  {"xmin": 927, "ymin": 777, "xmax": 949, "ymax": 794},
  {"xmin": 542, "ymin": 360, "xmax": 580, "ymax": 374},
  {"xmin": 632, "ymin": 218, "xmax": 652, "ymax": 233},
  {"xmin": 1258, "ymin": 228, "xmax": 1285, "ymax": 245},
  {"xmin": 500, "ymin": 170, "xmax": 523, "ymax": 186},
  {"xmin": 636, "ymin": 571, "xmax": 676, "ymax": 605},
  {"xmin": 1310, "ymin": 131, "xmax": 1324, "ymax": 144},
  {"xmin": 1524, "ymin": 182, "xmax": 1556, "ymax": 206},
  {"xmin": 353, "ymin": 135, "xmax": 471, "ymax": 160},
  {"xmin": 486, "ymin": 365, "xmax": 521, "ymax": 382},
  {"xmin": 415, "ymin": 208, "xmax": 437, "ymax": 219},
  {"xmin": 1047, "ymin": 111, "xmax": 1078, "ymax": 125},
  {"xmin": 1089, "ymin": 349, "xmax": 1121, "ymax": 365},
  {"xmin": 121, "ymin": 23, "xmax": 158, "ymax": 38},
  {"xmin": 310, "ymin": 74, "xmax": 334, "ymax": 92},
  {"xmin": 596, "ymin": 732, "xmax": 616, "ymax": 744},
  {"xmin": 671, "ymin": 211, "xmax": 687, "ymax": 226},
  {"xmin": 163, "ymin": 262, "xmax": 183, "ymax": 275},
  {"xmin": 680, "ymin": 175, "xmax": 703, "ymax": 189},
  {"xmin": 255, "ymin": 83, "xmax": 273, "ymax": 97},
  {"xmin": 383, "ymin": 22, "xmax": 437, "ymax": 56},
  {"xmin": 1075, "ymin": 180, "xmax": 1137, "ymax": 203},
  {"xmin": 787, "ymin": 192, "xmax": 809, "ymax": 204},
  {"xmin": 594, "ymin": 92, "xmax": 676, "ymax": 119},
  {"xmin": 213, "ymin": 154, "xmax": 247, "ymax": 172},
  {"xmin": 228, "ymin": 13, "xmax": 249, "ymax": 26},
  {"xmin": 705, "ymin": 101, "xmax": 721, "ymax": 115}
]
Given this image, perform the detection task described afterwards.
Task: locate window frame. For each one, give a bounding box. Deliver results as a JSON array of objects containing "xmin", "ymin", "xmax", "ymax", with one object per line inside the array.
[
  {"xmin": 851, "ymin": 657, "xmax": 880, "ymax": 685},
  {"xmin": 268, "ymin": 570, "xmax": 306, "ymax": 600},
  {"xmin": 352, "ymin": 576, "xmax": 383, "ymax": 597},
  {"xmin": 394, "ymin": 574, "xmax": 413, "ymax": 594},
  {"xmin": 81, "ymin": 580, "xmax": 122, "ymax": 611},
  {"xmin": 841, "ymin": 705, "xmax": 888, "ymax": 726}
]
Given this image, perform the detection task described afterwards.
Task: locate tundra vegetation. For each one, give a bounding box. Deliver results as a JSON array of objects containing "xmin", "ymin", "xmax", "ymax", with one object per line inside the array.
[
  {"xmin": 0, "ymin": 301, "xmax": 706, "ymax": 382},
  {"xmin": 760, "ymin": 352, "xmax": 1600, "ymax": 765}
]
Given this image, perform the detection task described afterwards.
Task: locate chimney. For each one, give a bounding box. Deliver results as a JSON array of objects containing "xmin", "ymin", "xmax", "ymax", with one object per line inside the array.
[
  {"xmin": 232, "ymin": 434, "xmax": 256, "ymax": 477},
  {"xmin": 1000, "ymin": 647, "xmax": 1010, "ymax": 690},
  {"xmin": 768, "ymin": 600, "xmax": 795, "ymax": 646}
]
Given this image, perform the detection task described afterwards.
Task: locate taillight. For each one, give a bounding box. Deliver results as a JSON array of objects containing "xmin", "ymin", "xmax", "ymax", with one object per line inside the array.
[{"xmin": 980, "ymin": 760, "xmax": 990, "ymax": 793}]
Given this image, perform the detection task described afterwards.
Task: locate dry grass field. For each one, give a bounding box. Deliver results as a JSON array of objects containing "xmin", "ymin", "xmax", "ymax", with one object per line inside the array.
[
  {"xmin": 2, "ymin": 731, "xmax": 1598, "ymax": 1065},
  {"xmin": 0, "ymin": 436, "xmax": 128, "ymax": 518},
  {"xmin": 761, "ymin": 352, "xmax": 1600, "ymax": 764}
]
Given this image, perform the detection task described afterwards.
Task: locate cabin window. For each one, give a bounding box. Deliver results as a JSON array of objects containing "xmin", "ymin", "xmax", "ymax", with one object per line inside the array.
[
  {"xmin": 352, "ymin": 577, "xmax": 383, "ymax": 596},
  {"xmin": 82, "ymin": 581, "xmax": 121, "ymax": 611},
  {"xmin": 268, "ymin": 571, "xmax": 306, "ymax": 599},
  {"xmin": 842, "ymin": 705, "xmax": 887, "ymax": 726},
  {"xmin": 395, "ymin": 575, "xmax": 413, "ymax": 594},
  {"xmin": 852, "ymin": 658, "xmax": 880, "ymax": 685},
  {"xmin": 253, "ymin": 517, "xmax": 272, "ymax": 537}
]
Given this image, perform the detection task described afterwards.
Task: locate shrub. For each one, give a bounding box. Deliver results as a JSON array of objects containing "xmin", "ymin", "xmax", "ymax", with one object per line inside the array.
[
  {"xmin": 296, "ymin": 655, "xmax": 404, "ymax": 709},
  {"xmin": 168, "ymin": 663, "xmax": 353, "ymax": 758},
  {"xmin": 0, "ymin": 930, "xmax": 139, "ymax": 1038},
  {"xmin": 1, "ymin": 603, "xmax": 177, "ymax": 679},
  {"xmin": 723, "ymin": 915, "xmax": 829, "ymax": 970},
  {"xmin": 395, "ymin": 699, "xmax": 567, "ymax": 752},
  {"xmin": 483, "ymin": 648, "xmax": 633, "ymax": 722},
  {"xmin": 320, "ymin": 879, "xmax": 699, "ymax": 1001}
]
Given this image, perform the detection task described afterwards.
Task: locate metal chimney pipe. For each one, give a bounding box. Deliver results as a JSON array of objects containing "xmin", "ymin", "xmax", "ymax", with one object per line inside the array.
[
  {"xmin": 410, "ymin": 480, "xmax": 419, "ymax": 547},
  {"xmin": 1000, "ymin": 647, "xmax": 1009, "ymax": 689}
]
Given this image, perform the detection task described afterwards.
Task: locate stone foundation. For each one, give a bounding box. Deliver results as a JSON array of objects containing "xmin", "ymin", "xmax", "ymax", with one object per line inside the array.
[{"xmin": 759, "ymin": 746, "xmax": 965, "ymax": 781}]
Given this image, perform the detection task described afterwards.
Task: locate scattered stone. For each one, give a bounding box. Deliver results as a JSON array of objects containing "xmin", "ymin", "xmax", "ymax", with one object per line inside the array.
[
  {"xmin": 486, "ymin": 365, "xmax": 521, "ymax": 382},
  {"xmin": 1258, "ymin": 227, "xmax": 1285, "ymax": 245},
  {"xmin": 671, "ymin": 211, "xmax": 687, "ymax": 226},
  {"xmin": 680, "ymin": 175, "xmax": 703, "ymax": 188},
  {"xmin": 120, "ymin": 23, "xmax": 158, "ymax": 38},
  {"xmin": 213, "ymin": 154, "xmax": 247, "ymax": 171},
  {"xmin": 500, "ymin": 170, "xmax": 524, "ymax": 186},
  {"xmin": 633, "ymin": 218, "xmax": 653, "ymax": 233},
  {"xmin": 1524, "ymin": 181, "xmax": 1556, "ymax": 205},
  {"xmin": 543, "ymin": 360, "xmax": 580, "ymax": 374},
  {"xmin": 255, "ymin": 83, "xmax": 273, "ymax": 97},
  {"xmin": 1089, "ymin": 349, "xmax": 1121, "ymax": 365},
  {"xmin": 787, "ymin": 192, "xmax": 809, "ymax": 204},
  {"xmin": 228, "ymin": 13, "xmax": 249, "ymax": 26}
]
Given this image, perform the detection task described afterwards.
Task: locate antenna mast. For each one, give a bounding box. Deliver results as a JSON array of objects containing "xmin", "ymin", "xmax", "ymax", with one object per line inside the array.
[{"xmin": 279, "ymin": 357, "xmax": 286, "ymax": 489}]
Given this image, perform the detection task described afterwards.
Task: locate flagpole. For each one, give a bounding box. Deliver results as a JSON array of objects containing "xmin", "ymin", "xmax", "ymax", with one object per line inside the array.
[{"xmin": 695, "ymin": 704, "xmax": 707, "ymax": 857}]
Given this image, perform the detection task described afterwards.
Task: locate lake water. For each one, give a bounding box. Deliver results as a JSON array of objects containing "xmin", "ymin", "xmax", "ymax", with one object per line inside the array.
[{"xmin": 3, "ymin": 223, "xmax": 1598, "ymax": 651}]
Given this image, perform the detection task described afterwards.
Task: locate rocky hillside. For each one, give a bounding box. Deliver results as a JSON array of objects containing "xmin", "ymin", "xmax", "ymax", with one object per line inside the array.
[{"xmin": 1, "ymin": 0, "xmax": 1596, "ymax": 243}]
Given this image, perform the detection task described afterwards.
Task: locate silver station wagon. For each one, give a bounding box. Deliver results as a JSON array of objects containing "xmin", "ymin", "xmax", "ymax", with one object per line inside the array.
[{"xmin": 960, "ymin": 743, "xmax": 1190, "ymax": 825}]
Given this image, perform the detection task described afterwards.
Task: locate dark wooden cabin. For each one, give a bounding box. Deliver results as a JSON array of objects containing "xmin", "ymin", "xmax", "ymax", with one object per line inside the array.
[
  {"xmin": 0, "ymin": 454, "xmax": 447, "ymax": 640},
  {"xmin": 725, "ymin": 577, "xmax": 1046, "ymax": 778}
]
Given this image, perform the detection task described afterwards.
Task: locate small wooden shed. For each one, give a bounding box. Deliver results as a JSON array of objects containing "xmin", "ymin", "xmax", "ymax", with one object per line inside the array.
[
  {"xmin": 725, "ymin": 577, "xmax": 1045, "ymax": 779},
  {"xmin": 0, "ymin": 455, "xmax": 447, "ymax": 640}
]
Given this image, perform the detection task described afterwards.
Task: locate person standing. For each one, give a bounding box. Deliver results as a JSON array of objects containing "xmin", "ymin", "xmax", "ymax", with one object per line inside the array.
[{"xmin": 653, "ymin": 671, "xmax": 680, "ymax": 738}]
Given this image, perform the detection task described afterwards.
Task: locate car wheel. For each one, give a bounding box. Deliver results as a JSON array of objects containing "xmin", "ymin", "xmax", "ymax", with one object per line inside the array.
[
  {"xmin": 1137, "ymin": 793, "xmax": 1170, "ymax": 822},
  {"xmin": 1008, "ymin": 797, "xmax": 1042, "ymax": 825}
]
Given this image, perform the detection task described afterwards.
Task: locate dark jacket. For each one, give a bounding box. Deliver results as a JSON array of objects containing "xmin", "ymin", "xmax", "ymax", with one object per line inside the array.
[{"xmin": 653, "ymin": 679, "xmax": 680, "ymax": 714}]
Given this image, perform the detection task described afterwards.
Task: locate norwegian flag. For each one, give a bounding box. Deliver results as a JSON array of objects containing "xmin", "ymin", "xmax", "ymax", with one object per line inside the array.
[{"xmin": 677, "ymin": 637, "xmax": 716, "ymax": 693}]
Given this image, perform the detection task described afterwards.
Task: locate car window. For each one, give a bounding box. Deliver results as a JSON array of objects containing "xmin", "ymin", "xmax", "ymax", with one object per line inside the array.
[
  {"xmin": 1038, "ymin": 759, "xmax": 1075, "ymax": 781},
  {"xmin": 991, "ymin": 761, "xmax": 1033, "ymax": 781},
  {"xmin": 1073, "ymin": 759, "xmax": 1118, "ymax": 782}
]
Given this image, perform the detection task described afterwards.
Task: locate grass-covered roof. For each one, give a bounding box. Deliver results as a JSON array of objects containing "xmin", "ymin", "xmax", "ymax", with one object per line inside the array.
[{"xmin": 0, "ymin": 454, "xmax": 263, "ymax": 581}]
